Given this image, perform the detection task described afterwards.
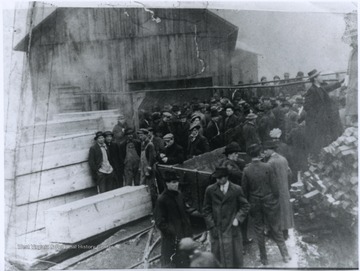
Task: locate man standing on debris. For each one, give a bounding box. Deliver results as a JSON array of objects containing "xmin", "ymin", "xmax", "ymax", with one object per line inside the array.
[
  {"xmin": 88, "ymin": 131, "xmax": 115, "ymax": 193},
  {"xmin": 263, "ymin": 141, "xmax": 294, "ymax": 240},
  {"xmin": 304, "ymin": 69, "xmax": 344, "ymax": 161},
  {"xmin": 242, "ymin": 144, "xmax": 291, "ymax": 265},
  {"xmin": 203, "ymin": 167, "xmax": 250, "ymax": 268},
  {"xmin": 119, "ymin": 128, "xmax": 141, "ymax": 186},
  {"xmin": 154, "ymin": 171, "xmax": 193, "ymax": 268}
]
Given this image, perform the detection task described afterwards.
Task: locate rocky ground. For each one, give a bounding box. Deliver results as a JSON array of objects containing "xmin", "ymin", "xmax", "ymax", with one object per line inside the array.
[{"xmin": 63, "ymin": 210, "xmax": 358, "ymax": 269}]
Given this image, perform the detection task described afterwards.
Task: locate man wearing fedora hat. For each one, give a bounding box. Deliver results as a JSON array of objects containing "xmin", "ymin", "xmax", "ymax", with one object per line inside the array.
[
  {"xmin": 304, "ymin": 69, "xmax": 344, "ymax": 160},
  {"xmin": 187, "ymin": 123, "xmax": 210, "ymax": 159},
  {"xmin": 242, "ymin": 144, "xmax": 291, "ymax": 265},
  {"xmin": 242, "ymin": 113, "xmax": 261, "ymax": 150},
  {"xmin": 88, "ymin": 131, "xmax": 115, "ymax": 193},
  {"xmin": 119, "ymin": 128, "xmax": 141, "ymax": 186},
  {"xmin": 263, "ymin": 140, "xmax": 294, "ymax": 240},
  {"xmin": 203, "ymin": 167, "xmax": 250, "ymax": 268},
  {"xmin": 154, "ymin": 171, "xmax": 193, "ymax": 268}
]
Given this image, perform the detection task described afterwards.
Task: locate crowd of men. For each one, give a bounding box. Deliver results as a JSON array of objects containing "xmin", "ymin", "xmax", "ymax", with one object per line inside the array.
[{"xmin": 88, "ymin": 69, "xmax": 346, "ymax": 267}]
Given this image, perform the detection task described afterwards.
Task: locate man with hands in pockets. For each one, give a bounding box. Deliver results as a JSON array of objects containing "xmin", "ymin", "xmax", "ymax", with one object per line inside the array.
[{"xmin": 203, "ymin": 167, "xmax": 250, "ymax": 268}]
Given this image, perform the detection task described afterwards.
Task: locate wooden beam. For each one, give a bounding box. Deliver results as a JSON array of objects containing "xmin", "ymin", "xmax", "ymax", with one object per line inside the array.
[
  {"xmin": 45, "ymin": 186, "xmax": 152, "ymax": 243},
  {"xmin": 15, "ymin": 188, "xmax": 97, "ymax": 235},
  {"xmin": 16, "ymin": 162, "xmax": 95, "ymax": 205},
  {"xmin": 20, "ymin": 117, "xmax": 102, "ymax": 144},
  {"xmin": 16, "ymin": 132, "xmax": 94, "ymax": 176}
]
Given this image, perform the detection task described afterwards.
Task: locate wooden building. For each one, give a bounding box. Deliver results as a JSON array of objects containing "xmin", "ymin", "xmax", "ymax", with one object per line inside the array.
[
  {"xmin": 231, "ymin": 41, "xmax": 259, "ymax": 85},
  {"xmin": 15, "ymin": 7, "xmax": 238, "ymax": 124},
  {"xmin": 8, "ymin": 8, "xmax": 239, "ymax": 266}
]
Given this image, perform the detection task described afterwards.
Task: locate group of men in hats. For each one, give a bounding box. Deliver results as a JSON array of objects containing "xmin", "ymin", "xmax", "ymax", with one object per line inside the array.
[{"xmin": 89, "ymin": 67, "xmax": 345, "ymax": 267}]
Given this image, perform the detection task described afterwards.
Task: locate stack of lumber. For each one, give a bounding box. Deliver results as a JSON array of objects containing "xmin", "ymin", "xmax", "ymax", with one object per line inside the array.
[{"xmin": 290, "ymin": 127, "xmax": 358, "ymax": 229}]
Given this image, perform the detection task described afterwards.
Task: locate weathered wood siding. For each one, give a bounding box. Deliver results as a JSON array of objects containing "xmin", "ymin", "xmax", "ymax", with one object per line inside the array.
[{"xmin": 26, "ymin": 8, "xmax": 237, "ymax": 120}]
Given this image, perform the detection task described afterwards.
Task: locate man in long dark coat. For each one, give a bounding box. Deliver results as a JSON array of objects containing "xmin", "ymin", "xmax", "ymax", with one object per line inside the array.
[
  {"xmin": 263, "ymin": 141, "xmax": 294, "ymax": 240},
  {"xmin": 242, "ymin": 144, "xmax": 291, "ymax": 265},
  {"xmin": 104, "ymin": 131, "xmax": 123, "ymax": 188},
  {"xmin": 304, "ymin": 69, "xmax": 344, "ymax": 159},
  {"xmin": 242, "ymin": 113, "xmax": 261, "ymax": 150},
  {"xmin": 203, "ymin": 167, "xmax": 250, "ymax": 268},
  {"xmin": 154, "ymin": 171, "xmax": 193, "ymax": 268}
]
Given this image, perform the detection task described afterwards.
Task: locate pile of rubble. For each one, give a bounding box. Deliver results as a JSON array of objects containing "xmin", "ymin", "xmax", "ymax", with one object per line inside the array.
[{"xmin": 290, "ymin": 127, "xmax": 358, "ymax": 231}]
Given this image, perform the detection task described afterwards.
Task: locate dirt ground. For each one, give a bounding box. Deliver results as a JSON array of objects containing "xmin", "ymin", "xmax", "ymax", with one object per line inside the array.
[{"xmin": 66, "ymin": 211, "xmax": 358, "ymax": 269}]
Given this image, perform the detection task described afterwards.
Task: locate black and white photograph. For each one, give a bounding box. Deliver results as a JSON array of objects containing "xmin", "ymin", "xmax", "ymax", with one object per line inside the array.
[{"xmin": 3, "ymin": 1, "xmax": 358, "ymax": 270}]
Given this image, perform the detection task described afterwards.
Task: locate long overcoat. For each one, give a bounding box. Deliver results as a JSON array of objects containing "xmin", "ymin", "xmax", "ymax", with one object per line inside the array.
[
  {"xmin": 267, "ymin": 153, "xmax": 294, "ymax": 230},
  {"xmin": 203, "ymin": 182, "xmax": 250, "ymax": 268},
  {"xmin": 154, "ymin": 189, "xmax": 192, "ymax": 268},
  {"xmin": 304, "ymin": 82, "xmax": 343, "ymax": 154}
]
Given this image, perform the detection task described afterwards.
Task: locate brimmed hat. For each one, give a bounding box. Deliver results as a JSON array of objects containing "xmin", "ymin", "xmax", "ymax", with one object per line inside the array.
[
  {"xmin": 103, "ymin": 131, "xmax": 113, "ymax": 137},
  {"xmin": 94, "ymin": 131, "xmax": 104, "ymax": 140},
  {"xmin": 295, "ymin": 97, "xmax": 304, "ymax": 104},
  {"xmin": 213, "ymin": 167, "xmax": 229, "ymax": 178},
  {"xmin": 308, "ymin": 69, "xmax": 321, "ymax": 79},
  {"xmin": 210, "ymin": 106, "xmax": 219, "ymax": 117},
  {"xmin": 151, "ymin": 112, "xmax": 161, "ymax": 121},
  {"xmin": 224, "ymin": 142, "xmax": 241, "ymax": 155},
  {"xmin": 137, "ymin": 128, "xmax": 149, "ymax": 135},
  {"xmin": 124, "ymin": 128, "xmax": 134, "ymax": 135},
  {"xmin": 296, "ymin": 71, "xmax": 304, "ymax": 77},
  {"xmin": 282, "ymin": 100, "xmax": 292, "ymax": 107},
  {"xmin": 246, "ymin": 113, "xmax": 258, "ymax": 120},
  {"xmin": 163, "ymin": 171, "xmax": 180, "ymax": 182},
  {"xmin": 163, "ymin": 133, "xmax": 174, "ymax": 140},
  {"xmin": 263, "ymin": 140, "xmax": 278, "ymax": 150},
  {"xmin": 172, "ymin": 105, "xmax": 180, "ymax": 112},
  {"xmin": 191, "ymin": 114, "xmax": 201, "ymax": 123},
  {"xmin": 189, "ymin": 122, "xmax": 201, "ymax": 131},
  {"xmin": 246, "ymin": 144, "xmax": 261, "ymax": 157},
  {"xmin": 224, "ymin": 103, "xmax": 234, "ymax": 110},
  {"xmin": 162, "ymin": 112, "xmax": 172, "ymax": 118}
]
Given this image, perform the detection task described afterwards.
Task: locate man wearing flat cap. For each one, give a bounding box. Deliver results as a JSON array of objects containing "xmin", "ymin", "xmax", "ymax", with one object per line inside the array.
[
  {"xmin": 154, "ymin": 171, "xmax": 193, "ymax": 268},
  {"xmin": 88, "ymin": 131, "xmax": 115, "ymax": 193},
  {"xmin": 205, "ymin": 106, "xmax": 224, "ymax": 150},
  {"xmin": 242, "ymin": 144, "xmax": 291, "ymax": 265},
  {"xmin": 104, "ymin": 131, "xmax": 123, "ymax": 189},
  {"xmin": 119, "ymin": 128, "xmax": 141, "ymax": 186},
  {"xmin": 304, "ymin": 69, "xmax": 344, "ymax": 161},
  {"xmin": 242, "ymin": 113, "xmax": 261, "ymax": 150},
  {"xmin": 158, "ymin": 133, "xmax": 185, "ymax": 165},
  {"xmin": 187, "ymin": 123, "xmax": 210, "ymax": 159},
  {"xmin": 203, "ymin": 167, "xmax": 250, "ymax": 268}
]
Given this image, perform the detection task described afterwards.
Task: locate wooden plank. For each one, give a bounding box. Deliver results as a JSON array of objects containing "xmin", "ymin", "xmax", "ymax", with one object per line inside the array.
[
  {"xmin": 15, "ymin": 188, "xmax": 97, "ymax": 236},
  {"xmin": 20, "ymin": 116, "xmax": 101, "ymax": 144},
  {"xmin": 16, "ymin": 132, "xmax": 94, "ymax": 176},
  {"xmin": 45, "ymin": 186, "xmax": 152, "ymax": 243},
  {"xmin": 15, "ymin": 162, "xmax": 95, "ymax": 205},
  {"xmin": 53, "ymin": 109, "xmax": 119, "ymax": 121}
]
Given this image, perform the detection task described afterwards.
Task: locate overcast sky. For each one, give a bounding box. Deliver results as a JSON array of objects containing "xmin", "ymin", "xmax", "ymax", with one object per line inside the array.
[{"xmin": 213, "ymin": 8, "xmax": 354, "ymax": 81}]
